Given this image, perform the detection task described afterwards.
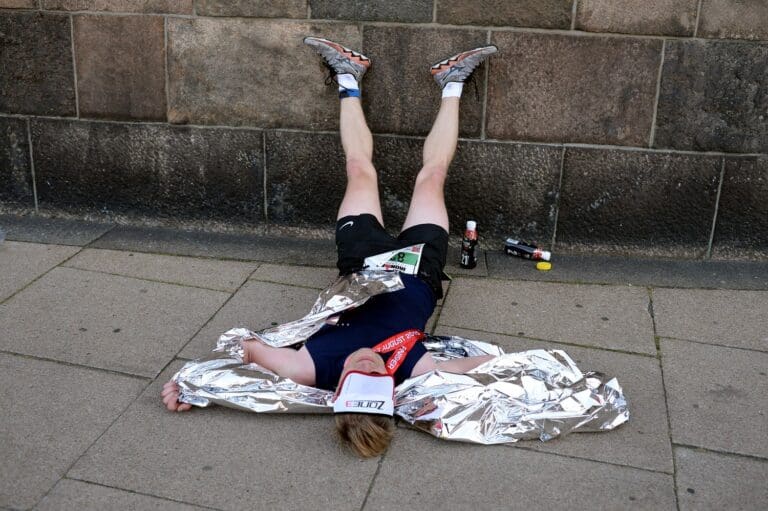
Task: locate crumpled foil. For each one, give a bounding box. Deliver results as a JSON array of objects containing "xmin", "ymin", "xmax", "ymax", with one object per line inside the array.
[
  {"xmin": 395, "ymin": 347, "xmax": 629, "ymax": 443},
  {"xmin": 173, "ymin": 271, "xmax": 629, "ymax": 444},
  {"xmin": 256, "ymin": 269, "xmax": 404, "ymax": 347}
]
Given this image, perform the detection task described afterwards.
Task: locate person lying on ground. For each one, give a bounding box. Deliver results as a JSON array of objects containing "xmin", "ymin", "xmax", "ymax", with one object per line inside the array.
[{"xmin": 162, "ymin": 37, "xmax": 499, "ymax": 458}]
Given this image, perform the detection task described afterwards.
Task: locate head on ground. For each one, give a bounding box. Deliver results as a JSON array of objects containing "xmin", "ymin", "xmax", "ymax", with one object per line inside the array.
[
  {"xmin": 336, "ymin": 413, "xmax": 394, "ymax": 458},
  {"xmin": 333, "ymin": 348, "xmax": 395, "ymax": 457}
]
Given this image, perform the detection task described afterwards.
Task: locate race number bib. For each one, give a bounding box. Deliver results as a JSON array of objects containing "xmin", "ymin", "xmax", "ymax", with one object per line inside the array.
[{"xmin": 363, "ymin": 243, "xmax": 424, "ymax": 275}]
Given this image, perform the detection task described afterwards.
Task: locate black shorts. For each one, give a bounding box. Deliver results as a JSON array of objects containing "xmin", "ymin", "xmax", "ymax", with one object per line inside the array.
[{"xmin": 335, "ymin": 214, "xmax": 449, "ymax": 299}]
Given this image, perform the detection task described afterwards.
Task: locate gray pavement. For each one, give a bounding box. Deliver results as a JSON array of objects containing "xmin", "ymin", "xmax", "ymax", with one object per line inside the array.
[{"xmin": 1, "ymin": 217, "xmax": 767, "ymax": 511}]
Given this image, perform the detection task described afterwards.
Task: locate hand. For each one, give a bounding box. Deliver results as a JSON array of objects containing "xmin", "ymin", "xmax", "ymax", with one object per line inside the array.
[{"xmin": 161, "ymin": 380, "xmax": 192, "ymax": 412}]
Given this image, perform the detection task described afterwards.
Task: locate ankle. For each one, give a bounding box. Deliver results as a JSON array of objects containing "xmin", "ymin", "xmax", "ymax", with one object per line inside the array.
[
  {"xmin": 442, "ymin": 82, "xmax": 463, "ymax": 98},
  {"xmin": 337, "ymin": 73, "xmax": 360, "ymax": 99}
]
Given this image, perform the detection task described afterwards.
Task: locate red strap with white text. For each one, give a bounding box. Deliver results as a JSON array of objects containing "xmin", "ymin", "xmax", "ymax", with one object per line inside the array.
[{"xmin": 372, "ymin": 329, "xmax": 425, "ymax": 375}]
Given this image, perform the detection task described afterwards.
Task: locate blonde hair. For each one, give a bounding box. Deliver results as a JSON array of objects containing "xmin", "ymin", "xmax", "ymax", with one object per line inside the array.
[{"xmin": 335, "ymin": 414, "xmax": 394, "ymax": 458}]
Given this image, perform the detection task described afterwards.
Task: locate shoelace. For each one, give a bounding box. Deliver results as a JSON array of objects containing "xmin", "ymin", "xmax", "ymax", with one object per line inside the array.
[{"xmin": 322, "ymin": 61, "xmax": 339, "ymax": 86}]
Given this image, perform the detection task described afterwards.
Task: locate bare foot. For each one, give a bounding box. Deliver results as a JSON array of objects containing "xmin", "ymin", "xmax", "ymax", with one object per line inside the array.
[{"xmin": 161, "ymin": 380, "xmax": 192, "ymax": 412}]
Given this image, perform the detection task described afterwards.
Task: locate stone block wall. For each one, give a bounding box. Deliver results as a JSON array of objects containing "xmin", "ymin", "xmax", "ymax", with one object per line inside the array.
[{"xmin": 1, "ymin": 0, "xmax": 766, "ymax": 259}]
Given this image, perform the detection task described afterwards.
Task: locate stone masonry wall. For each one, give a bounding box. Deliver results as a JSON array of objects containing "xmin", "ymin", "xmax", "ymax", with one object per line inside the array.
[{"xmin": 1, "ymin": 1, "xmax": 767, "ymax": 259}]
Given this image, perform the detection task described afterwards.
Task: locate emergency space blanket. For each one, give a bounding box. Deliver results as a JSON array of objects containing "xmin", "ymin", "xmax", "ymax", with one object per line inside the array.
[{"xmin": 173, "ymin": 270, "xmax": 629, "ymax": 444}]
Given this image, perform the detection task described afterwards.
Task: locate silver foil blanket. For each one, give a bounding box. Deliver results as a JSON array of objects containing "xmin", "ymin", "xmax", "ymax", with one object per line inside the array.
[
  {"xmin": 395, "ymin": 348, "xmax": 629, "ymax": 443},
  {"xmin": 255, "ymin": 269, "xmax": 404, "ymax": 348},
  {"xmin": 173, "ymin": 271, "xmax": 629, "ymax": 444}
]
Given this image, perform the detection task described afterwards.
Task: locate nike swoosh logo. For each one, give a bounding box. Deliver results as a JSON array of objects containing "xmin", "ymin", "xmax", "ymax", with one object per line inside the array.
[{"xmin": 339, "ymin": 221, "xmax": 354, "ymax": 230}]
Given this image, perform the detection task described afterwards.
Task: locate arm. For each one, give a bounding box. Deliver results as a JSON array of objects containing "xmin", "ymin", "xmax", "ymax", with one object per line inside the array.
[
  {"xmin": 411, "ymin": 353, "xmax": 495, "ymax": 377},
  {"xmin": 161, "ymin": 342, "xmax": 316, "ymax": 412},
  {"xmin": 241, "ymin": 339, "xmax": 316, "ymax": 387},
  {"xmin": 435, "ymin": 355, "xmax": 494, "ymax": 374}
]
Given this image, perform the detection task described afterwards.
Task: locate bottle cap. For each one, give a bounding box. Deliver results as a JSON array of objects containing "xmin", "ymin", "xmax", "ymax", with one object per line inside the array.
[
  {"xmin": 466, "ymin": 220, "xmax": 477, "ymax": 230},
  {"xmin": 536, "ymin": 261, "xmax": 552, "ymax": 271}
]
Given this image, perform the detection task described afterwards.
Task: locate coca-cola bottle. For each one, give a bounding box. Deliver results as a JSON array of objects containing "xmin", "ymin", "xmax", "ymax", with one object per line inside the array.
[{"xmin": 460, "ymin": 220, "xmax": 478, "ymax": 269}]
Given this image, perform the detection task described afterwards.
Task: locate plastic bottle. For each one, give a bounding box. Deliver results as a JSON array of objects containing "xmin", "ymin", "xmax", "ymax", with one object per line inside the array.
[
  {"xmin": 504, "ymin": 237, "xmax": 551, "ymax": 261},
  {"xmin": 460, "ymin": 220, "xmax": 478, "ymax": 269}
]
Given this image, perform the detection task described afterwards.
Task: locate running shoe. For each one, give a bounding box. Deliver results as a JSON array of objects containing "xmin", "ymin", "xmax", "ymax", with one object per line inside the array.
[
  {"xmin": 303, "ymin": 36, "xmax": 371, "ymax": 82},
  {"xmin": 430, "ymin": 45, "xmax": 498, "ymax": 88}
]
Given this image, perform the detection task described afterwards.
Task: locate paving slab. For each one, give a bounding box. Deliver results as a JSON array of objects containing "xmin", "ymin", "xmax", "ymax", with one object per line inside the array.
[
  {"xmin": 653, "ymin": 288, "xmax": 768, "ymax": 351},
  {"xmin": 439, "ymin": 278, "xmax": 656, "ymax": 354},
  {"xmin": 0, "ymin": 214, "xmax": 114, "ymax": 246},
  {"xmin": 0, "ymin": 353, "xmax": 146, "ymax": 510},
  {"xmin": 435, "ymin": 326, "xmax": 672, "ymax": 473},
  {"xmin": 0, "ymin": 267, "xmax": 229, "ymax": 377},
  {"xmin": 64, "ymin": 248, "xmax": 257, "ymax": 292},
  {"xmin": 369, "ymin": 431, "xmax": 676, "ymax": 510},
  {"xmin": 487, "ymin": 251, "xmax": 768, "ymax": 290},
  {"xmin": 180, "ymin": 280, "xmax": 320, "ymax": 359},
  {"xmin": 68, "ymin": 363, "xmax": 379, "ymax": 511},
  {"xmin": 0, "ymin": 241, "xmax": 80, "ymax": 302},
  {"xmin": 35, "ymin": 479, "xmax": 210, "ymax": 511},
  {"xmin": 661, "ymin": 339, "xmax": 768, "ymax": 458},
  {"xmin": 675, "ymin": 447, "xmax": 768, "ymax": 510},
  {"xmin": 250, "ymin": 263, "xmax": 339, "ymax": 289},
  {"xmin": 91, "ymin": 225, "xmax": 337, "ymax": 266}
]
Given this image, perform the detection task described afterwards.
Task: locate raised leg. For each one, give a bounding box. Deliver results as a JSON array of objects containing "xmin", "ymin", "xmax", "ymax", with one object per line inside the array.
[
  {"xmin": 302, "ymin": 37, "xmax": 380, "ymax": 224},
  {"xmin": 336, "ymin": 97, "xmax": 383, "ymax": 224},
  {"xmin": 400, "ymin": 97, "xmax": 460, "ymax": 232},
  {"xmin": 400, "ymin": 44, "xmax": 498, "ymax": 233}
]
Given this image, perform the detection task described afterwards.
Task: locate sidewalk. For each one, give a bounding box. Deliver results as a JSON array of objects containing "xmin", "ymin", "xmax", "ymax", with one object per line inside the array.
[{"xmin": 1, "ymin": 215, "xmax": 766, "ymax": 511}]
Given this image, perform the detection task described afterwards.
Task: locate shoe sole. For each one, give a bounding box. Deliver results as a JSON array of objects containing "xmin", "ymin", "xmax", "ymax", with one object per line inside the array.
[
  {"xmin": 303, "ymin": 36, "xmax": 371, "ymax": 70},
  {"xmin": 430, "ymin": 45, "xmax": 498, "ymax": 76},
  {"xmin": 430, "ymin": 45, "xmax": 498, "ymax": 88}
]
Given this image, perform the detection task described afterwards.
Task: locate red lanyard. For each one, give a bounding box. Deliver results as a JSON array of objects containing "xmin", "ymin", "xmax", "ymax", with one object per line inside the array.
[{"xmin": 372, "ymin": 329, "xmax": 424, "ymax": 375}]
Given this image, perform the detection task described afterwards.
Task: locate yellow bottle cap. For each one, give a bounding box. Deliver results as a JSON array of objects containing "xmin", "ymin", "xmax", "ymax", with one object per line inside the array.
[{"xmin": 536, "ymin": 261, "xmax": 552, "ymax": 271}]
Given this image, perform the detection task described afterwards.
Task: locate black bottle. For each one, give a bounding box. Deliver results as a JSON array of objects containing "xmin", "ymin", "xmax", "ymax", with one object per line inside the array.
[{"xmin": 460, "ymin": 220, "xmax": 478, "ymax": 269}]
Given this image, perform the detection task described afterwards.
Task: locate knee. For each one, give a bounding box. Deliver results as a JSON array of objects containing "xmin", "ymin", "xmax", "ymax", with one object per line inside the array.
[
  {"xmin": 416, "ymin": 164, "xmax": 448, "ymax": 187},
  {"xmin": 346, "ymin": 158, "xmax": 377, "ymax": 181}
]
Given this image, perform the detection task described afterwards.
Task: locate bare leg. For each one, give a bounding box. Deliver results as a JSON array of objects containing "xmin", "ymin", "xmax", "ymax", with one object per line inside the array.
[
  {"xmin": 336, "ymin": 97, "xmax": 383, "ymax": 224},
  {"xmin": 401, "ymin": 97, "xmax": 460, "ymax": 232}
]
